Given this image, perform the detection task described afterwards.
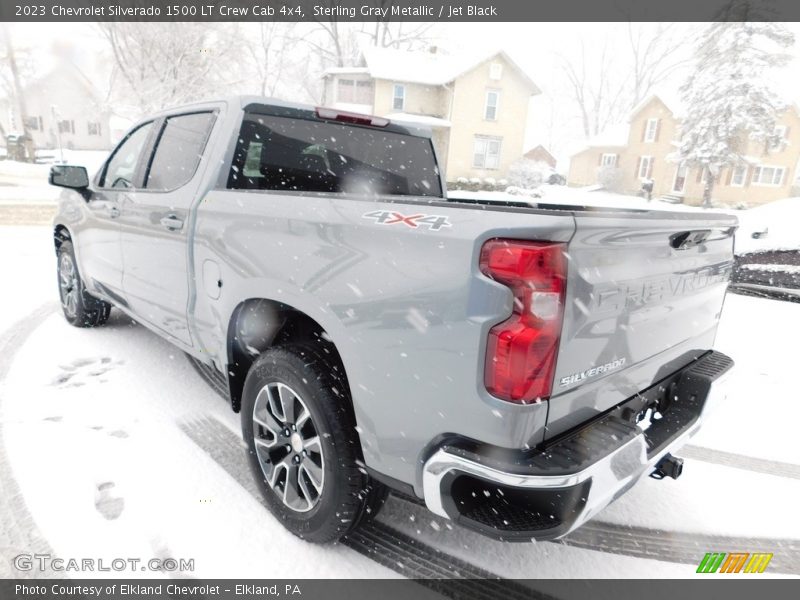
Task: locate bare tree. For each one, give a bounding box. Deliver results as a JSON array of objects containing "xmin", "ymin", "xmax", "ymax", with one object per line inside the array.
[
  {"xmin": 99, "ymin": 22, "xmax": 237, "ymax": 117},
  {"xmin": 627, "ymin": 23, "xmax": 693, "ymax": 109},
  {"xmin": 560, "ymin": 23, "xmax": 691, "ymax": 139},
  {"xmin": 305, "ymin": 1, "xmax": 435, "ymax": 68},
  {"xmin": 0, "ymin": 25, "xmax": 35, "ymax": 157}
]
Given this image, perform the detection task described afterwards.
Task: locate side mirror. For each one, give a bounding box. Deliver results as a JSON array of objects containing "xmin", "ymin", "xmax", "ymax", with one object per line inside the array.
[{"xmin": 49, "ymin": 165, "xmax": 90, "ymax": 191}]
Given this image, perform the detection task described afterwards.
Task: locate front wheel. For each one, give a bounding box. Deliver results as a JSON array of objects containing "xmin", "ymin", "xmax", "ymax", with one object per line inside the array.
[
  {"xmin": 57, "ymin": 241, "xmax": 111, "ymax": 327},
  {"xmin": 241, "ymin": 346, "xmax": 386, "ymax": 543}
]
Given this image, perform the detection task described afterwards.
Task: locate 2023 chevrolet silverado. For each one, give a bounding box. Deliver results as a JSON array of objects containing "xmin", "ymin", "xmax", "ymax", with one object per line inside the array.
[{"xmin": 50, "ymin": 97, "xmax": 735, "ymax": 543}]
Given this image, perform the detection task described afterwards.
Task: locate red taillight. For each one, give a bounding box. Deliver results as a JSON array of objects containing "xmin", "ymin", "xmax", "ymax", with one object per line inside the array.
[
  {"xmin": 315, "ymin": 107, "xmax": 389, "ymax": 127},
  {"xmin": 479, "ymin": 239, "xmax": 567, "ymax": 404}
]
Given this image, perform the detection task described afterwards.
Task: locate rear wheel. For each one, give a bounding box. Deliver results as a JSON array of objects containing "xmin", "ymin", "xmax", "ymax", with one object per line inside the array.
[
  {"xmin": 241, "ymin": 346, "xmax": 386, "ymax": 542},
  {"xmin": 57, "ymin": 241, "xmax": 111, "ymax": 327}
]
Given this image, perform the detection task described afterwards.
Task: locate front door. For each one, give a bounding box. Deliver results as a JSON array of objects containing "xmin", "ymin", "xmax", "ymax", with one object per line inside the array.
[
  {"xmin": 80, "ymin": 121, "xmax": 155, "ymax": 302},
  {"xmin": 118, "ymin": 111, "xmax": 216, "ymax": 347}
]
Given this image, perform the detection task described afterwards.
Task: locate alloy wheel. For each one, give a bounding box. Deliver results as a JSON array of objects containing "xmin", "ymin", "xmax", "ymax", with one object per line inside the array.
[{"xmin": 252, "ymin": 381, "xmax": 325, "ymax": 512}]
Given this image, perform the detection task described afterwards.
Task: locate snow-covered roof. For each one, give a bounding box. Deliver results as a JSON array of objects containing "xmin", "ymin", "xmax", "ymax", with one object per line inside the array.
[
  {"xmin": 323, "ymin": 67, "xmax": 370, "ymax": 75},
  {"xmin": 324, "ymin": 47, "xmax": 540, "ymax": 94},
  {"xmin": 629, "ymin": 91, "xmax": 687, "ymax": 120},
  {"xmin": 385, "ymin": 112, "xmax": 451, "ymax": 128}
]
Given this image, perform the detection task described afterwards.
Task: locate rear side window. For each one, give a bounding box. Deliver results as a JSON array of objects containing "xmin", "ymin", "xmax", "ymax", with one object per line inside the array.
[
  {"xmin": 145, "ymin": 112, "xmax": 215, "ymax": 191},
  {"xmin": 227, "ymin": 113, "xmax": 442, "ymax": 197},
  {"xmin": 100, "ymin": 122, "xmax": 153, "ymax": 188}
]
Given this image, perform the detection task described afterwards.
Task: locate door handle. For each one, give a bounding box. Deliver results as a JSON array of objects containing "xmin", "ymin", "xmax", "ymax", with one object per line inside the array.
[
  {"xmin": 160, "ymin": 214, "xmax": 184, "ymax": 231},
  {"xmin": 108, "ymin": 205, "xmax": 120, "ymax": 218}
]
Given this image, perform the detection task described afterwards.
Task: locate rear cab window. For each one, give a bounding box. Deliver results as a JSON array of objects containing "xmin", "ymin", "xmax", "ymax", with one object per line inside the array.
[{"xmin": 227, "ymin": 112, "xmax": 442, "ymax": 198}]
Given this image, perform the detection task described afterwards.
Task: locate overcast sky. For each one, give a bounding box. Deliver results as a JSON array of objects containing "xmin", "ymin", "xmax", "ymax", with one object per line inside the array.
[{"xmin": 6, "ymin": 21, "xmax": 800, "ymax": 167}]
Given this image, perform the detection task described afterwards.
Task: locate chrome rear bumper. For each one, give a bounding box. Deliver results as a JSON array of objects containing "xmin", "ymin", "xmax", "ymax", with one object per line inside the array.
[{"xmin": 421, "ymin": 352, "xmax": 733, "ymax": 540}]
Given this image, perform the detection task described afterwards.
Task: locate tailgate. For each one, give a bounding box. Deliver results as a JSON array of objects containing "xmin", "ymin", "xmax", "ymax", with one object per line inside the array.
[{"xmin": 545, "ymin": 209, "xmax": 737, "ymax": 438}]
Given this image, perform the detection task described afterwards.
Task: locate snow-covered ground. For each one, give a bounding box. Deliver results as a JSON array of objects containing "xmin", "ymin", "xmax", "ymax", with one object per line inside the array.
[
  {"xmin": 0, "ymin": 226, "xmax": 799, "ymax": 579},
  {"xmin": 0, "ymin": 151, "xmax": 108, "ymax": 204}
]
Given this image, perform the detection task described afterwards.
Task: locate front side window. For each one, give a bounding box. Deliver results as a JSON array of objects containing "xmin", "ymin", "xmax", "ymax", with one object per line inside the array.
[
  {"xmin": 145, "ymin": 112, "xmax": 215, "ymax": 191},
  {"xmin": 392, "ymin": 84, "xmax": 405, "ymax": 111},
  {"xmin": 227, "ymin": 112, "xmax": 442, "ymax": 197},
  {"xmin": 100, "ymin": 122, "xmax": 153, "ymax": 189},
  {"xmin": 473, "ymin": 136, "xmax": 502, "ymax": 169},
  {"xmin": 485, "ymin": 91, "xmax": 500, "ymax": 120},
  {"xmin": 87, "ymin": 122, "xmax": 102, "ymax": 136}
]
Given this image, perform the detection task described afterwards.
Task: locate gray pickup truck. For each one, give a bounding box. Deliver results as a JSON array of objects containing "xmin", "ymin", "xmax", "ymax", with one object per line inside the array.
[{"xmin": 50, "ymin": 96, "xmax": 735, "ymax": 543}]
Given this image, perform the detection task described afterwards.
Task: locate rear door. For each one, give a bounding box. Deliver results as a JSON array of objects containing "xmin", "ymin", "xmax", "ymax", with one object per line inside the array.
[
  {"xmin": 546, "ymin": 210, "xmax": 737, "ymax": 437},
  {"xmin": 118, "ymin": 110, "xmax": 216, "ymax": 346}
]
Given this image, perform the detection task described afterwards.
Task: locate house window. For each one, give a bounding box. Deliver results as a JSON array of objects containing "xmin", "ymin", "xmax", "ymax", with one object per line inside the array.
[
  {"xmin": 637, "ymin": 155, "xmax": 654, "ymax": 179},
  {"xmin": 87, "ymin": 122, "xmax": 102, "ymax": 136},
  {"xmin": 730, "ymin": 165, "xmax": 747, "ymax": 187},
  {"xmin": 752, "ymin": 165, "xmax": 785, "ymax": 186},
  {"xmin": 489, "ymin": 63, "xmax": 503, "ymax": 80},
  {"xmin": 58, "ymin": 120, "xmax": 75, "ymax": 135},
  {"xmin": 600, "ymin": 153, "xmax": 617, "ymax": 167},
  {"xmin": 473, "ymin": 136, "xmax": 502, "ymax": 169},
  {"xmin": 336, "ymin": 78, "xmax": 373, "ymax": 105},
  {"xmin": 23, "ymin": 116, "xmax": 41, "ymax": 131},
  {"xmin": 644, "ymin": 118, "xmax": 659, "ymax": 143},
  {"xmin": 392, "ymin": 84, "xmax": 405, "ymax": 111},
  {"xmin": 484, "ymin": 91, "xmax": 500, "ymax": 121}
]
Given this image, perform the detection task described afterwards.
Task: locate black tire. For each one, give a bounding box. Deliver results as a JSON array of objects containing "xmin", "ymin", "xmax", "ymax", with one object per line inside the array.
[
  {"xmin": 241, "ymin": 345, "xmax": 387, "ymax": 543},
  {"xmin": 56, "ymin": 240, "xmax": 112, "ymax": 328}
]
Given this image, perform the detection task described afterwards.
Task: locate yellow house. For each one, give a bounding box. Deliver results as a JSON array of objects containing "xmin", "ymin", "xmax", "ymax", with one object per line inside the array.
[
  {"xmin": 322, "ymin": 47, "xmax": 540, "ymax": 182},
  {"xmin": 568, "ymin": 94, "xmax": 800, "ymax": 206}
]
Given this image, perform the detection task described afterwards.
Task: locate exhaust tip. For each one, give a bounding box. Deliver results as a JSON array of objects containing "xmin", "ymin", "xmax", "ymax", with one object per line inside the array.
[{"xmin": 651, "ymin": 454, "xmax": 684, "ymax": 480}]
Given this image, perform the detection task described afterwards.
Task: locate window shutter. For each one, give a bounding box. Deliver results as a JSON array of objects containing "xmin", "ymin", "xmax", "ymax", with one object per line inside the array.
[
  {"xmin": 647, "ymin": 158, "xmax": 654, "ymax": 178},
  {"xmin": 725, "ymin": 168, "xmax": 733, "ymax": 186},
  {"xmin": 635, "ymin": 157, "xmax": 642, "ymax": 177},
  {"xmin": 654, "ymin": 119, "xmax": 660, "ymax": 142}
]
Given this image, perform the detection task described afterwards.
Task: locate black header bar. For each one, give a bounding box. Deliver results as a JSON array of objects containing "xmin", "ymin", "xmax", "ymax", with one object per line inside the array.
[{"xmin": 3, "ymin": 0, "xmax": 800, "ymax": 22}]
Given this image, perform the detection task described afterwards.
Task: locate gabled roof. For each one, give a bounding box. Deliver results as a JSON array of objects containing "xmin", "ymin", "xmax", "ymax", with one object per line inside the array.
[
  {"xmin": 324, "ymin": 47, "xmax": 540, "ymax": 95},
  {"xmin": 629, "ymin": 91, "xmax": 686, "ymax": 120}
]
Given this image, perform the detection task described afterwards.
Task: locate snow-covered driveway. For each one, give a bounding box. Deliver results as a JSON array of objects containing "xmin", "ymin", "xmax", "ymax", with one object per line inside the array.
[{"xmin": 1, "ymin": 226, "xmax": 799, "ymax": 580}]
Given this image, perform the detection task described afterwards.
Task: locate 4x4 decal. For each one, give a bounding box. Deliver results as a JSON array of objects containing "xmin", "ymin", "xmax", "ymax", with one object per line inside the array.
[{"xmin": 362, "ymin": 210, "xmax": 452, "ymax": 231}]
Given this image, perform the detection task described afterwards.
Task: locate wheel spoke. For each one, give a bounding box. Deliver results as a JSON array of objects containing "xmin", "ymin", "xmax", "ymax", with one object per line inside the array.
[
  {"xmin": 253, "ymin": 436, "xmax": 276, "ymax": 449},
  {"xmin": 297, "ymin": 470, "xmax": 316, "ymax": 507},
  {"xmin": 300, "ymin": 461, "xmax": 323, "ymax": 493},
  {"xmin": 303, "ymin": 436, "xmax": 321, "ymax": 452},
  {"xmin": 267, "ymin": 458, "xmax": 288, "ymax": 488},
  {"xmin": 295, "ymin": 407, "xmax": 311, "ymax": 429},
  {"xmin": 282, "ymin": 463, "xmax": 302, "ymax": 508},
  {"xmin": 277, "ymin": 383, "xmax": 297, "ymax": 424},
  {"xmin": 253, "ymin": 388, "xmax": 283, "ymax": 436}
]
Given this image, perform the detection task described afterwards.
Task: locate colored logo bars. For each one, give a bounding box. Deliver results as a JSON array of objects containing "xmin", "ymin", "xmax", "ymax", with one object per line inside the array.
[{"xmin": 696, "ymin": 552, "xmax": 773, "ymax": 574}]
